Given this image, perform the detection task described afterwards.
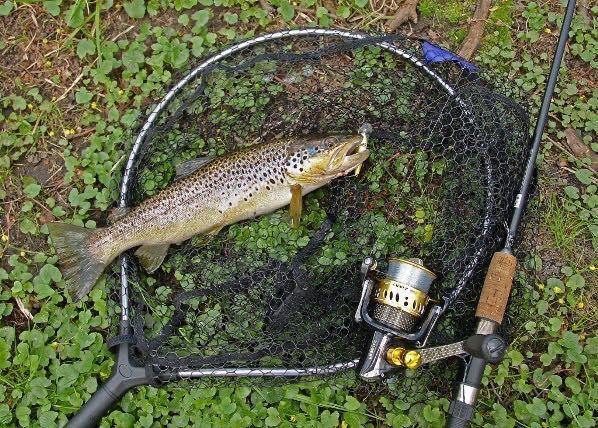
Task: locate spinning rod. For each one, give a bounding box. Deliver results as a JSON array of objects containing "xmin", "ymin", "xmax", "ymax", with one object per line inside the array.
[{"xmin": 447, "ymin": 0, "xmax": 577, "ymax": 426}]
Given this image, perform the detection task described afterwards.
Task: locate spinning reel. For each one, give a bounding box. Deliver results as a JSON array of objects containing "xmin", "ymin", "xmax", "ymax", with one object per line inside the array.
[{"xmin": 355, "ymin": 256, "xmax": 508, "ymax": 382}]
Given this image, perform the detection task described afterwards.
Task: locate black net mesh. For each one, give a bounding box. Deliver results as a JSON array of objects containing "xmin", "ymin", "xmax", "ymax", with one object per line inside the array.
[{"xmin": 114, "ymin": 32, "xmax": 531, "ymax": 383}]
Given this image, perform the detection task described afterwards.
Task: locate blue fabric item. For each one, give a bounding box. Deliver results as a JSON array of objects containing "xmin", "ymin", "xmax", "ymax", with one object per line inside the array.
[{"xmin": 422, "ymin": 41, "xmax": 479, "ymax": 73}]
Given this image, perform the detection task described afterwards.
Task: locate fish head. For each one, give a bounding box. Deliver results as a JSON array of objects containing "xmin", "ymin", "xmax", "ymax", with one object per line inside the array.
[{"xmin": 286, "ymin": 134, "xmax": 370, "ymax": 185}]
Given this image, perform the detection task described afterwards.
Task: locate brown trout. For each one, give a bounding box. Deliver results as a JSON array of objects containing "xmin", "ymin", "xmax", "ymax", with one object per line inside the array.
[{"xmin": 48, "ymin": 133, "xmax": 370, "ymax": 301}]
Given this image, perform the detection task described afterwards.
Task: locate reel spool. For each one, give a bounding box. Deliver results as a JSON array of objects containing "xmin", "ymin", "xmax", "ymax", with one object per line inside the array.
[
  {"xmin": 372, "ymin": 258, "xmax": 436, "ymax": 334},
  {"xmin": 355, "ymin": 256, "xmax": 444, "ymax": 379}
]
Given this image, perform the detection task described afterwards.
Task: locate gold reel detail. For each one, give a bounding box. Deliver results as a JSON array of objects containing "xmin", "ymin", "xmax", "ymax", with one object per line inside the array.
[{"xmin": 373, "ymin": 278, "xmax": 430, "ymax": 318}]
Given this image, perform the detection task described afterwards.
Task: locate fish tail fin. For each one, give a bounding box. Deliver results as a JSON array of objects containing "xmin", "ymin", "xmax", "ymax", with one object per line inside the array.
[{"xmin": 47, "ymin": 222, "xmax": 108, "ymax": 302}]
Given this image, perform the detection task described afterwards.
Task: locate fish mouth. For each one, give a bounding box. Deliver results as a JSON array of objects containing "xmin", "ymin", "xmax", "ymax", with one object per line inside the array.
[{"xmin": 330, "ymin": 137, "xmax": 370, "ymax": 174}]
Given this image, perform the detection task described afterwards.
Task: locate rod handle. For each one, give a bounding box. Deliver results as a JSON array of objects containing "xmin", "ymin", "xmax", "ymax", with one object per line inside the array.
[{"xmin": 475, "ymin": 251, "xmax": 517, "ymax": 324}]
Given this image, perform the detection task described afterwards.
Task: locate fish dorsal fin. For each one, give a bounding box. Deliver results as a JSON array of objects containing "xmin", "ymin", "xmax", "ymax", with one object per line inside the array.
[
  {"xmin": 135, "ymin": 244, "xmax": 170, "ymax": 273},
  {"xmin": 289, "ymin": 184, "xmax": 303, "ymax": 228},
  {"xmin": 108, "ymin": 207, "xmax": 130, "ymax": 223},
  {"xmin": 175, "ymin": 157, "xmax": 214, "ymax": 179}
]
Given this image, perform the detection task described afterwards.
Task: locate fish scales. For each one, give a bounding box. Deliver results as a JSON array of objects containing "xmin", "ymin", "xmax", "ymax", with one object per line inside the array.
[{"xmin": 95, "ymin": 140, "xmax": 293, "ymax": 257}]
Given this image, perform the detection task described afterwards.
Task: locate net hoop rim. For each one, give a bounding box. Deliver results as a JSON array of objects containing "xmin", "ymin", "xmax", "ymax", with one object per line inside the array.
[{"xmin": 113, "ymin": 29, "xmax": 504, "ymax": 377}]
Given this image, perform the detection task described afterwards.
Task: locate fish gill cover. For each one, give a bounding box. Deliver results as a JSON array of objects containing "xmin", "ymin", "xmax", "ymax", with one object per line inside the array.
[{"xmin": 108, "ymin": 32, "xmax": 530, "ymax": 390}]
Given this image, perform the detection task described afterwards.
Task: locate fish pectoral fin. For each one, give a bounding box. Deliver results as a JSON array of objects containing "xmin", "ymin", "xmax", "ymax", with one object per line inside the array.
[
  {"xmin": 175, "ymin": 156, "xmax": 215, "ymax": 179},
  {"xmin": 107, "ymin": 207, "xmax": 130, "ymax": 223},
  {"xmin": 289, "ymin": 184, "xmax": 303, "ymax": 229},
  {"xmin": 135, "ymin": 244, "xmax": 170, "ymax": 273}
]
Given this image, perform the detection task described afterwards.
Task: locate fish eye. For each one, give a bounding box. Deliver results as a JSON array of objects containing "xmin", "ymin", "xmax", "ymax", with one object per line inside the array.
[{"xmin": 324, "ymin": 137, "xmax": 338, "ymax": 145}]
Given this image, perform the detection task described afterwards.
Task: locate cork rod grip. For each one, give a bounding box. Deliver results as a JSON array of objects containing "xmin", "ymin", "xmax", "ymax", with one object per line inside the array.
[{"xmin": 475, "ymin": 252, "xmax": 517, "ymax": 324}]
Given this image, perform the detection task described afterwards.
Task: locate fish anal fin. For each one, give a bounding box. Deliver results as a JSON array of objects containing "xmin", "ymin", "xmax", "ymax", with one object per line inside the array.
[
  {"xmin": 175, "ymin": 157, "xmax": 214, "ymax": 179},
  {"xmin": 135, "ymin": 244, "xmax": 170, "ymax": 273},
  {"xmin": 289, "ymin": 184, "xmax": 303, "ymax": 228},
  {"xmin": 206, "ymin": 223, "xmax": 224, "ymax": 236}
]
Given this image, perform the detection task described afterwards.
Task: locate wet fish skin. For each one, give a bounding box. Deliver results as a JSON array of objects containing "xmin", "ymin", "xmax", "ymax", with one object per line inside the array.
[{"xmin": 48, "ymin": 133, "xmax": 369, "ymax": 301}]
